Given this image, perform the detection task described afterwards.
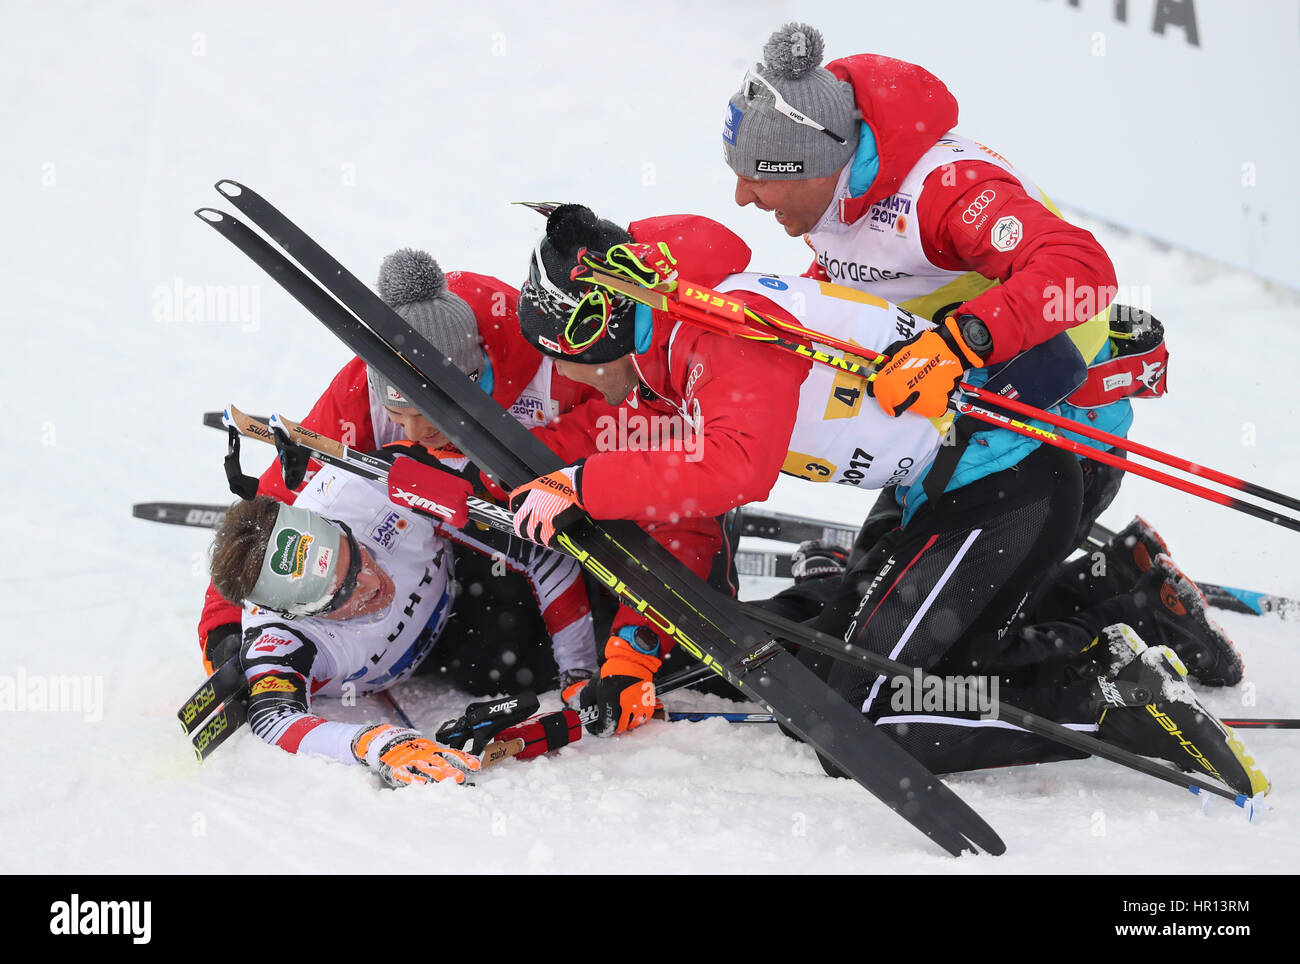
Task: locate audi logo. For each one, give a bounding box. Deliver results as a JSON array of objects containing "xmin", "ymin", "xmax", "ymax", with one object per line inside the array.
[{"xmin": 961, "ymin": 190, "xmax": 997, "ymax": 225}]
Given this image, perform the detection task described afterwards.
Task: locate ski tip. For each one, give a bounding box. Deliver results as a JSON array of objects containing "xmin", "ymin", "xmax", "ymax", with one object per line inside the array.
[
  {"xmin": 214, "ymin": 179, "xmax": 245, "ymax": 198},
  {"xmin": 928, "ymin": 826, "xmax": 1006, "ymax": 858},
  {"xmin": 987, "ymin": 840, "xmax": 1008, "ymax": 857},
  {"xmin": 195, "ymin": 208, "xmax": 225, "ymax": 223},
  {"xmin": 512, "ymin": 200, "xmax": 569, "ymax": 218}
]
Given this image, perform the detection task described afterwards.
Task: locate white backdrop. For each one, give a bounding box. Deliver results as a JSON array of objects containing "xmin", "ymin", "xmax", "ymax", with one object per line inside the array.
[{"xmin": 798, "ymin": 0, "xmax": 1300, "ymax": 290}]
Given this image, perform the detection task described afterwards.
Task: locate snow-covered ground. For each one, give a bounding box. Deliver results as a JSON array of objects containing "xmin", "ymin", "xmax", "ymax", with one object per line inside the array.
[{"xmin": 2, "ymin": 2, "xmax": 1297, "ymax": 873}]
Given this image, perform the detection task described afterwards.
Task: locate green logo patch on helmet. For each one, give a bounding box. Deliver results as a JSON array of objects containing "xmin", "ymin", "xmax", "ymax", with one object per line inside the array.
[{"xmin": 269, "ymin": 528, "xmax": 315, "ymax": 581}]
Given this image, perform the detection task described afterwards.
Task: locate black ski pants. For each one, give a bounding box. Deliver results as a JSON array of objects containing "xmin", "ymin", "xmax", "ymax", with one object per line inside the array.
[{"xmin": 801, "ymin": 443, "xmax": 1115, "ymax": 774}]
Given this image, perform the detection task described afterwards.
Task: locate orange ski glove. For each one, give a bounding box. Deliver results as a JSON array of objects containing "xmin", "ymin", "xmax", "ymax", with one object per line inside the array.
[
  {"xmin": 580, "ymin": 627, "xmax": 663, "ymax": 736},
  {"xmin": 869, "ymin": 314, "xmax": 989, "ymax": 418},
  {"xmin": 352, "ymin": 724, "xmax": 481, "ymax": 787}
]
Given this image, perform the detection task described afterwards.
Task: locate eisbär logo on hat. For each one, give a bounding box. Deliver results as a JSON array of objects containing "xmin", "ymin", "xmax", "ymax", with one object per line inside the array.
[{"xmin": 756, "ymin": 160, "xmax": 805, "ymax": 174}]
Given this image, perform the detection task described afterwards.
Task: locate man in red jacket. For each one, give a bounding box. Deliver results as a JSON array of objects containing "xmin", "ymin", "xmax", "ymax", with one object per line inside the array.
[
  {"xmin": 721, "ymin": 22, "xmax": 1143, "ymax": 558},
  {"xmin": 723, "ymin": 22, "xmax": 1118, "ymax": 377},
  {"xmin": 718, "ymin": 22, "xmax": 1218, "ymax": 661},
  {"xmin": 196, "ymin": 250, "xmax": 600, "ymax": 697}
]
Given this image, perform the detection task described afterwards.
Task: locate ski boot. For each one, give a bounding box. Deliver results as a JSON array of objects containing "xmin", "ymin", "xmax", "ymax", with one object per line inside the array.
[
  {"xmin": 1086, "ymin": 624, "xmax": 1268, "ymax": 798},
  {"xmin": 1042, "ymin": 515, "xmax": 1170, "ymax": 615},
  {"xmin": 1097, "ymin": 515, "xmax": 1170, "ymax": 586},
  {"xmin": 1131, "ymin": 553, "xmax": 1244, "ymax": 686}
]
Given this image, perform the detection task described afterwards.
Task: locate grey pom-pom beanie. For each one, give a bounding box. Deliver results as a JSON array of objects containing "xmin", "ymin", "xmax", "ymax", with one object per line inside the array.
[
  {"xmin": 722, "ymin": 22, "xmax": 860, "ymax": 180},
  {"xmin": 368, "ymin": 248, "xmax": 483, "ymax": 409}
]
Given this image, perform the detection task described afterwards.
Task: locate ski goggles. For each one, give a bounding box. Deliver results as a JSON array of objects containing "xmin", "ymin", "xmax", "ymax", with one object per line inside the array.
[
  {"xmin": 528, "ymin": 238, "xmax": 618, "ymax": 355},
  {"xmin": 309, "ymin": 520, "xmax": 364, "ymax": 616},
  {"xmin": 742, "ymin": 67, "xmax": 848, "ymax": 145}
]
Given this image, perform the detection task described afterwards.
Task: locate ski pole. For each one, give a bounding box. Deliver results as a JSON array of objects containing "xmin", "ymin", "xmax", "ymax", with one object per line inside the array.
[
  {"xmin": 456, "ymin": 656, "xmax": 733, "ymax": 766},
  {"xmin": 735, "ymin": 287, "xmax": 1300, "ymax": 515},
  {"xmin": 661, "ymin": 710, "xmax": 1297, "ymax": 729},
  {"xmin": 586, "ymin": 269, "xmax": 1300, "ymax": 533}
]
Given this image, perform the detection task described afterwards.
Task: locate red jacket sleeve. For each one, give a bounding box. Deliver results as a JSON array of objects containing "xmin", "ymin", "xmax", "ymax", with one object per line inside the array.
[
  {"xmin": 578, "ymin": 328, "xmax": 809, "ymax": 522},
  {"xmin": 917, "ymin": 160, "xmax": 1117, "ymax": 365},
  {"xmin": 528, "ymin": 391, "xmax": 624, "ymax": 465},
  {"xmin": 195, "ymin": 358, "xmax": 378, "ymax": 671},
  {"xmin": 627, "ymin": 214, "xmax": 752, "ymax": 287}
]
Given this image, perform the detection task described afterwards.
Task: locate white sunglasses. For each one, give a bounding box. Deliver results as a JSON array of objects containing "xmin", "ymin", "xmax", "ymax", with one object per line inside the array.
[{"xmin": 743, "ymin": 67, "xmax": 848, "ymax": 145}]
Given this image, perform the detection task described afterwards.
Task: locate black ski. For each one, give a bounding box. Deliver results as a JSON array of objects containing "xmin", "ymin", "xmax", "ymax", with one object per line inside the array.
[
  {"xmin": 191, "ymin": 697, "xmax": 248, "ymax": 761},
  {"xmin": 138, "ymin": 481, "xmax": 1299, "ymax": 622},
  {"xmin": 195, "ymin": 181, "xmax": 1006, "ymax": 857},
  {"xmin": 177, "ymin": 655, "xmax": 246, "ymax": 735},
  {"xmin": 734, "ymin": 601, "xmax": 1251, "ymax": 805},
  {"xmin": 176, "ymin": 655, "xmax": 250, "ymax": 760},
  {"xmin": 134, "ymin": 501, "xmax": 228, "ymax": 529}
]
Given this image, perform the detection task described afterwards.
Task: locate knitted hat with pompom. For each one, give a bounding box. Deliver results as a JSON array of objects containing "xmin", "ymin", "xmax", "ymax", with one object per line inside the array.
[
  {"xmin": 368, "ymin": 249, "xmax": 483, "ymax": 410},
  {"xmin": 722, "ymin": 22, "xmax": 859, "ymax": 180}
]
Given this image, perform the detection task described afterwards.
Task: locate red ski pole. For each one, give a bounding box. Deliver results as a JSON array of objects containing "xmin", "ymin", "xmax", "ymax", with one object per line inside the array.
[{"xmin": 586, "ymin": 270, "xmax": 1300, "ymax": 532}]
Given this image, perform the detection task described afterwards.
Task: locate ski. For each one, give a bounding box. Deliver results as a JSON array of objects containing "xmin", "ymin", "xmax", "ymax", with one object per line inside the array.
[
  {"xmin": 176, "ymin": 654, "xmax": 250, "ymax": 761},
  {"xmin": 134, "ymin": 501, "xmax": 228, "ymax": 529},
  {"xmin": 177, "ymin": 655, "xmax": 246, "ymax": 735},
  {"xmin": 666, "ymin": 710, "xmax": 777, "ymax": 723},
  {"xmin": 665, "ymin": 711, "xmax": 1297, "ymax": 729},
  {"xmin": 734, "ymin": 601, "xmax": 1255, "ymax": 806},
  {"xmin": 136, "ymin": 484, "xmax": 1300, "ymax": 622},
  {"xmin": 191, "ymin": 697, "xmax": 248, "ymax": 762},
  {"xmin": 1221, "ymin": 718, "xmax": 1300, "ymax": 730},
  {"xmin": 196, "ymin": 181, "xmax": 1007, "ymax": 857}
]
